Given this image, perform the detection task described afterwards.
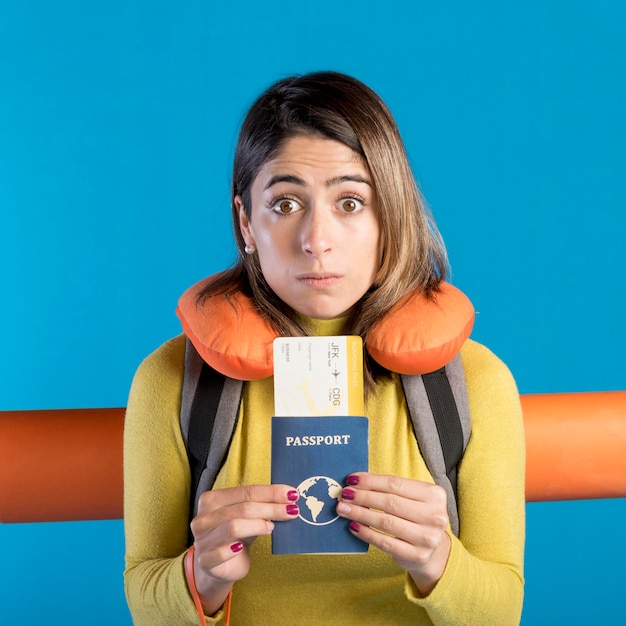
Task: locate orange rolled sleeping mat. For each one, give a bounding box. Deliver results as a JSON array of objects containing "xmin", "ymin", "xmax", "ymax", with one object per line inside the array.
[{"xmin": 0, "ymin": 392, "xmax": 625, "ymax": 523}]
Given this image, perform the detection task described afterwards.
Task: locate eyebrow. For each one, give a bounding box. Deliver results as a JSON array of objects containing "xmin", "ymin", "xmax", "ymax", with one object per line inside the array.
[{"xmin": 264, "ymin": 173, "xmax": 372, "ymax": 191}]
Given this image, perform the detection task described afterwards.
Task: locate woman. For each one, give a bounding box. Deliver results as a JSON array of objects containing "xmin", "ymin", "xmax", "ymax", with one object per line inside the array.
[{"xmin": 124, "ymin": 71, "xmax": 525, "ymax": 625}]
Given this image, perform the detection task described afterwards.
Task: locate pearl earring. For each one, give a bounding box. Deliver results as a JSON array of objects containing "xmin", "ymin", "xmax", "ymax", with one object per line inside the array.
[{"xmin": 244, "ymin": 244, "xmax": 256, "ymax": 255}]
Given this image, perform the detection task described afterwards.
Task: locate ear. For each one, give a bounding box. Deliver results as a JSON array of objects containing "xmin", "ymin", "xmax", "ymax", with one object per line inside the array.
[{"xmin": 236, "ymin": 195, "xmax": 255, "ymax": 247}]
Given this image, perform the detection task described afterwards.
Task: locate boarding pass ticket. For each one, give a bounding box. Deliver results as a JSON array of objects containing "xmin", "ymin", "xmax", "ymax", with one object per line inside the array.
[{"xmin": 273, "ymin": 336, "xmax": 365, "ymax": 417}]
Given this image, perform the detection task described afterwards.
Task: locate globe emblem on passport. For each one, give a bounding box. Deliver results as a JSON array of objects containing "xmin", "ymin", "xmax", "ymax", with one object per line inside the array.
[{"xmin": 296, "ymin": 476, "xmax": 343, "ymax": 526}]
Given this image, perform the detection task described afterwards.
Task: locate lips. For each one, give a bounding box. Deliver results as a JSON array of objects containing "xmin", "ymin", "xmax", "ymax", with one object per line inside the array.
[{"xmin": 297, "ymin": 273, "xmax": 342, "ymax": 288}]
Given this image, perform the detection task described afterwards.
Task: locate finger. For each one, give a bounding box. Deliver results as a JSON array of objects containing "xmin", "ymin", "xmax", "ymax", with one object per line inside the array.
[
  {"xmin": 336, "ymin": 499, "xmax": 447, "ymax": 546},
  {"xmin": 192, "ymin": 500, "xmax": 301, "ymax": 537},
  {"xmin": 345, "ymin": 473, "xmax": 438, "ymax": 502},
  {"xmin": 197, "ymin": 484, "xmax": 299, "ymax": 514},
  {"xmin": 194, "ymin": 536, "xmax": 250, "ymax": 573},
  {"xmin": 194, "ymin": 517, "xmax": 275, "ymax": 550},
  {"xmin": 344, "ymin": 518, "xmax": 444, "ymax": 568},
  {"xmin": 339, "ymin": 485, "xmax": 447, "ymax": 526}
]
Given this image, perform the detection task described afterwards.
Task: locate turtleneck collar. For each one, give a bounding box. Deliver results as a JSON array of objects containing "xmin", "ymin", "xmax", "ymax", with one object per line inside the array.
[{"xmin": 298, "ymin": 315, "xmax": 350, "ymax": 337}]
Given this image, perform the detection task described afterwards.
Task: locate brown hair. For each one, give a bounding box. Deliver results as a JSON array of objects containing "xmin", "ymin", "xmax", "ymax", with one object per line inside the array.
[{"xmin": 199, "ymin": 71, "xmax": 448, "ymax": 388}]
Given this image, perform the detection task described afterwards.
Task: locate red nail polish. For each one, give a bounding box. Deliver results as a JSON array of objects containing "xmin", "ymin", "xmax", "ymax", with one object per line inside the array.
[
  {"xmin": 287, "ymin": 490, "xmax": 299, "ymax": 501},
  {"xmin": 342, "ymin": 488, "xmax": 356, "ymax": 500},
  {"xmin": 347, "ymin": 475, "xmax": 360, "ymax": 486},
  {"xmin": 349, "ymin": 521, "xmax": 361, "ymax": 533},
  {"xmin": 286, "ymin": 504, "xmax": 299, "ymax": 515},
  {"xmin": 230, "ymin": 542, "xmax": 243, "ymax": 553}
]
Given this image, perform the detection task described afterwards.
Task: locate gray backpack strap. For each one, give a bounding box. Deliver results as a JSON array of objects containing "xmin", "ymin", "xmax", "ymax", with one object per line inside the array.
[
  {"xmin": 401, "ymin": 353, "xmax": 471, "ymax": 536},
  {"xmin": 181, "ymin": 338, "xmax": 244, "ymax": 520}
]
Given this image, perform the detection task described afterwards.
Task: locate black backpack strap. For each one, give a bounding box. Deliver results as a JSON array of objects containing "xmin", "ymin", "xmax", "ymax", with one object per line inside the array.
[
  {"xmin": 181, "ymin": 339, "xmax": 244, "ymax": 526},
  {"xmin": 401, "ymin": 353, "xmax": 471, "ymax": 536},
  {"xmin": 422, "ymin": 366, "xmax": 465, "ymax": 498}
]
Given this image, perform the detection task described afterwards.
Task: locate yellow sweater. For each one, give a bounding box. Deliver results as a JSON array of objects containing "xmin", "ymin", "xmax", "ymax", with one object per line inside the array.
[{"xmin": 124, "ymin": 326, "xmax": 525, "ymax": 625}]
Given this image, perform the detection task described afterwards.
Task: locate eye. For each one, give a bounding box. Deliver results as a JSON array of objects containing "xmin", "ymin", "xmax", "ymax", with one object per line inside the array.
[
  {"xmin": 270, "ymin": 197, "xmax": 302, "ymax": 215},
  {"xmin": 339, "ymin": 197, "xmax": 364, "ymax": 213}
]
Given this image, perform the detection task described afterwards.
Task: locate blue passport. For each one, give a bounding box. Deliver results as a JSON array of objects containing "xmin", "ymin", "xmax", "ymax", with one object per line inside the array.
[{"xmin": 271, "ymin": 415, "xmax": 369, "ymax": 555}]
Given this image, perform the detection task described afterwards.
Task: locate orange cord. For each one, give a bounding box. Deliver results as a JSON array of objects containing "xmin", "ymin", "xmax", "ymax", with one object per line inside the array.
[
  {"xmin": 185, "ymin": 546, "xmax": 232, "ymax": 625},
  {"xmin": 224, "ymin": 586, "xmax": 232, "ymax": 624}
]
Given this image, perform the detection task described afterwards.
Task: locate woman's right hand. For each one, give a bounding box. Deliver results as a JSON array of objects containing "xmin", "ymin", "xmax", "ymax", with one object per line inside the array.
[{"xmin": 188, "ymin": 484, "xmax": 300, "ymax": 614}]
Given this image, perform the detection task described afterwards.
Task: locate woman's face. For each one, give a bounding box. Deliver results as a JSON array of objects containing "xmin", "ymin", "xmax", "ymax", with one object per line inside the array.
[{"xmin": 237, "ymin": 135, "xmax": 381, "ymax": 320}]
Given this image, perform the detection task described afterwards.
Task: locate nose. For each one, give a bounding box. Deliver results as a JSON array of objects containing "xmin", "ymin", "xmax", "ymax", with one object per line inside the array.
[{"xmin": 300, "ymin": 207, "xmax": 333, "ymax": 257}]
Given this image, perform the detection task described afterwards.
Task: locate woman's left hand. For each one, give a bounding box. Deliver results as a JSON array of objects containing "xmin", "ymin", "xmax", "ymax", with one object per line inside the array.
[{"xmin": 336, "ymin": 473, "xmax": 451, "ymax": 596}]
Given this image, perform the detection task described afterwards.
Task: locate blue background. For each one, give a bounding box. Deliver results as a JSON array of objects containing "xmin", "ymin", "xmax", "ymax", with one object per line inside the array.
[{"xmin": 1, "ymin": 1, "xmax": 624, "ymax": 624}]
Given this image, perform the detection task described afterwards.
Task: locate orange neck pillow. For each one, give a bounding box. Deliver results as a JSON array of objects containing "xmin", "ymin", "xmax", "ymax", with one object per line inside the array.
[{"xmin": 176, "ymin": 273, "xmax": 475, "ymax": 381}]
